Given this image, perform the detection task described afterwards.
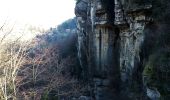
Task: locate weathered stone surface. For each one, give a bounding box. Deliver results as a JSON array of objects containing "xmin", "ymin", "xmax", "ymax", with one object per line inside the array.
[
  {"xmin": 147, "ymin": 87, "xmax": 160, "ymax": 100},
  {"xmin": 75, "ymin": 0, "xmax": 152, "ymax": 100}
]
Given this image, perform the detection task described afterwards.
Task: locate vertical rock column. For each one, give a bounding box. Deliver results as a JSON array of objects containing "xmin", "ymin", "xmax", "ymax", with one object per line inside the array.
[
  {"xmin": 116, "ymin": 1, "xmax": 152, "ymax": 98},
  {"xmin": 75, "ymin": 0, "xmax": 90, "ymax": 79},
  {"xmin": 92, "ymin": 0, "xmax": 120, "ymax": 100}
]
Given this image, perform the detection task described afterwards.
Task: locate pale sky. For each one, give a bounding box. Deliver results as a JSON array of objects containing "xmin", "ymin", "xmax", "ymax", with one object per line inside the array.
[{"xmin": 0, "ymin": 0, "xmax": 76, "ymax": 29}]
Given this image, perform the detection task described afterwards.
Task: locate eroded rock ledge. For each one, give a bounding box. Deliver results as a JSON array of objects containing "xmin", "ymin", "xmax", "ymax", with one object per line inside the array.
[{"xmin": 75, "ymin": 0, "xmax": 154, "ymax": 100}]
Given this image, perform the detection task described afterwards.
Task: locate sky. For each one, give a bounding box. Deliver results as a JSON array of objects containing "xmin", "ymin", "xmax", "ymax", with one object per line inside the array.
[{"xmin": 0, "ymin": 0, "xmax": 76, "ymax": 29}]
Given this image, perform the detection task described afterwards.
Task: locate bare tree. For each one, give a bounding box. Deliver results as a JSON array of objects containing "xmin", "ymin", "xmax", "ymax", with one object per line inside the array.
[{"xmin": 0, "ymin": 21, "xmax": 31, "ymax": 100}]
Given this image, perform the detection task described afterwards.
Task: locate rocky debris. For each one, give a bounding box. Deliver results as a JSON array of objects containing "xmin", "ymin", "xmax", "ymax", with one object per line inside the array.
[{"xmin": 147, "ymin": 87, "xmax": 161, "ymax": 100}]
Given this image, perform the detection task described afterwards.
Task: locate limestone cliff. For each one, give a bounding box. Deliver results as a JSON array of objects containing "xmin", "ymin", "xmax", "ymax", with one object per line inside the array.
[{"xmin": 75, "ymin": 0, "xmax": 169, "ymax": 100}]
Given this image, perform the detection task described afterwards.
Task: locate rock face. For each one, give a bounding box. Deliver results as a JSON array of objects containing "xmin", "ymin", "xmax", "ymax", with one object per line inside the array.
[{"xmin": 75, "ymin": 0, "xmax": 152, "ymax": 100}]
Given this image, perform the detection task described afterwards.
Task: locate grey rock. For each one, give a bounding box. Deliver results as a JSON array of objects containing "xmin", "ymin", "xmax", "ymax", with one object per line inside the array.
[
  {"xmin": 147, "ymin": 87, "xmax": 161, "ymax": 100},
  {"xmin": 75, "ymin": 0, "xmax": 152, "ymax": 100},
  {"xmin": 75, "ymin": 0, "xmax": 88, "ymax": 17},
  {"xmin": 79, "ymin": 96, "xmax": 91, "ymax": 100}
]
